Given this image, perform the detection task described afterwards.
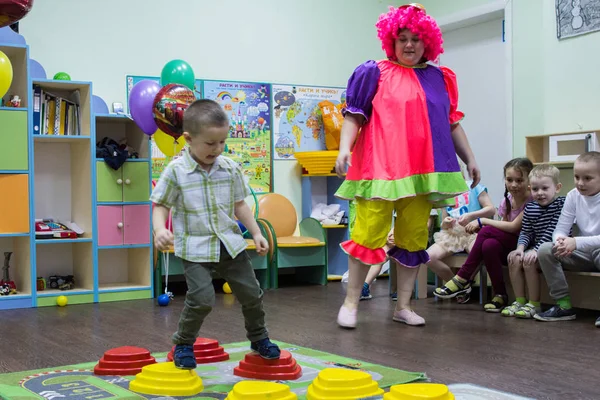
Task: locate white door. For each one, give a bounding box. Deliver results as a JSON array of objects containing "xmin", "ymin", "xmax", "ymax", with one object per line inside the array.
[{"xmin": 438, "ymin": 17, "xmax": 509, "ymax": 207}]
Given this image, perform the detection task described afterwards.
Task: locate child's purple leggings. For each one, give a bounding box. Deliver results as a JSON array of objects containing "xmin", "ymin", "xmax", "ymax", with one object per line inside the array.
[{"xmin": 456, "ymin": 226, "xmax": 518, "ymax": 297}]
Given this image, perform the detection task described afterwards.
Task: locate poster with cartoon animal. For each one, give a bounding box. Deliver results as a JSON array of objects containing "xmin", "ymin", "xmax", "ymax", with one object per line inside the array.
[
  {"xmin": 272, "ymin": 84, "xmax": 345, "ymax": 160},
  {"xmin": 556, "ymin": 0, "xmax": 600, "ymax": 39}
]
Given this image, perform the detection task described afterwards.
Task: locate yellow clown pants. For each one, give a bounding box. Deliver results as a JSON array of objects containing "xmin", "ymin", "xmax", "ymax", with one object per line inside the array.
[{"xmin": 343, "ymin": 196, "xmax": 433, "ymax": 266}]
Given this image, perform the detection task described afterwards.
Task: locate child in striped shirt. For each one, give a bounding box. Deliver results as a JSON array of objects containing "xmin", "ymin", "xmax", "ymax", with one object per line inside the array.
[{"xmin": 505, "ymin": 164, "xmax": 565, "ymax": 318}]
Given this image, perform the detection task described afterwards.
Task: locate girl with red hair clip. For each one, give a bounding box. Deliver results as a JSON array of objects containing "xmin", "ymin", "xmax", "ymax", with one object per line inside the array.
[{"xmin": 335, "ymin": 3, "xmax": 481, "ymax": 328}]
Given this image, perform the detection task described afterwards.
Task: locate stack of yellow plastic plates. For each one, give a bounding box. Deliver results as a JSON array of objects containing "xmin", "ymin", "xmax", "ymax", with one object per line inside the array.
[
  {"xmin": 384, "ymin": 383, "xmax": 455, "ymax": 400},
  {"xmin": 129, "ymin": 362, "xmax": 203, "ymax": 397},
  {"xmin": 306, "ymin": 368, "xmax": 384, "ymax": 400},
  {"xmin": 226, "ymin": 380, "xmax": 297, "ymax": 400}
]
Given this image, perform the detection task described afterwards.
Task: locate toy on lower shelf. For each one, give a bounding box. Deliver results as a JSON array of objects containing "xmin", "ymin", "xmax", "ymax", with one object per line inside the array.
[
  {"xmin": 47, "ymin": 275, "xmax": 75, "ymax": 290},
  {"xmin": 0, "ymin": 252, "xmax": 17, "ymax": 295}
]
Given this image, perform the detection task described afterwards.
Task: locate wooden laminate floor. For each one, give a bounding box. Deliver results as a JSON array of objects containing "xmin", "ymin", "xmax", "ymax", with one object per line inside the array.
[{"xmin": 1, "ymin": 280, "xmax": 599, "ymax": 399}]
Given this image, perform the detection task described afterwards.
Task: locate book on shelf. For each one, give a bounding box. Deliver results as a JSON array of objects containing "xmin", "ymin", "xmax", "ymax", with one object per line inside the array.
[{"xmin": 32, "ymin": 84, "xmax": 81, "ymax": 136}]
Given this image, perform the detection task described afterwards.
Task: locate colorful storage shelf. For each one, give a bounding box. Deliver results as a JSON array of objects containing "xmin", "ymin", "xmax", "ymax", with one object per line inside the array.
[{"xmin": 0, "ymin": 42, "xmax": 153, "ymax": 310}]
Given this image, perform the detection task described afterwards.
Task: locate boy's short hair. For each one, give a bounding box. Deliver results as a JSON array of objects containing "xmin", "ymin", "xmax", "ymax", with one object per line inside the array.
[
  {"xmin": 183, "ymin": 99, "xmax": 229, "ymax": 136},
  {"xmin": 576, "ymin": 151, "xmax": 600, "ymax": 169},
  {"xmin": 529, "ymin": 164, "xmax": 560, "ymax": 185}
]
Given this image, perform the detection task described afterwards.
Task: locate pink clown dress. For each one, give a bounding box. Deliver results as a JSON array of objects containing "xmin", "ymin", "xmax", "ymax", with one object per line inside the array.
[{"xmin": 335, "ymin": 59, "xmax": 469, "ymax": 265}]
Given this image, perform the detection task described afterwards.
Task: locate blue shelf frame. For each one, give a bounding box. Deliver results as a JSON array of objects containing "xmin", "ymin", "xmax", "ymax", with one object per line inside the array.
[
  {"xmin": 0, "ymin": 43, "xmax": 155, "ymax": 310},
  {"xmin": 29, "ymin": 73, "xmax": 94, "ymax": 307},
  {"xmin": 93, "ymin": 115, "xmax": 154, "ymax": 301}
]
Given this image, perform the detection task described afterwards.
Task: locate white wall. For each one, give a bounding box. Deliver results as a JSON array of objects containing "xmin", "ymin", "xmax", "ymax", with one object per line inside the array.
[
  {"xmin": 439, "ymin": 18, "xmax": 508, "ymax": 206},
  {"xmin": 539, "ymin": 2, "xmax": 600, "ymax": 141},
  {"xmin": 511, "ymin": 0, "xmax": 600, "ymax": 156},
  {"xmin": 20, "ymin": 0, "xmax": 388, "ymax": 216},
  {"xmin": 424, "ymin": 0, "xmax": 600, "ymax": 158}
]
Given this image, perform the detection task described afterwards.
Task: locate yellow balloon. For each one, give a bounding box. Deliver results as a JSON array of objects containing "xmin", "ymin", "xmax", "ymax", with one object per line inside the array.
[
  {"xmin": 223, "ymin": 282, "xmax": 232, "ymax": 294},
  {"xmin": 0, "ymin": 51, "xmax": 13, "ymax": 98},
  {"xmin": 153, "ymin": 129, "xmax": 185, "ymax": 156}
]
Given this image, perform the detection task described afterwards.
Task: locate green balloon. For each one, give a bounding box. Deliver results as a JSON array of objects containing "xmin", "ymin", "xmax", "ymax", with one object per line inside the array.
[
  {"xmin": 160, "ymin": 59, "xmax": 195, "ymax": 90},
  {"xmin": 53, "ymin": 72, "xmax": 71, "ymax": 81}
]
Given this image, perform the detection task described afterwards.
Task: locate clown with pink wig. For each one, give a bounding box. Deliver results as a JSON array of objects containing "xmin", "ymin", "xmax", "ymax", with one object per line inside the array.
[{"xmin": 334, "ymin": 4, "xmax": 481, "ymax": 328}]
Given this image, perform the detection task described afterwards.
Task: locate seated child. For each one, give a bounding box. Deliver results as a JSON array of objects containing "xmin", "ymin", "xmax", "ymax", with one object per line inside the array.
[
  {"xmin": 504, "ymin": 164, "xmax": 565, "ymax": 318},
  {"xmin": 151, "ymin": 99, "xmax": 280, "ymax": 369},
  {"xmin": 427, "ymin": 178, "xmax": 495, "ymax": 303},
  {"xmin": 535, "ymin": 152, "xmax": 600, "ymax": 326},
  {"xmin": 433, "ymin": 158, "xmax": 534, "ymax": 312}
]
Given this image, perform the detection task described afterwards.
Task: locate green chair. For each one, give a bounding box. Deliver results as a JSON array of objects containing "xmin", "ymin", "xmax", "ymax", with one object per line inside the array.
[{"xmin": 256, "ymin": 193, "xmax": 327, "ymax": 289}]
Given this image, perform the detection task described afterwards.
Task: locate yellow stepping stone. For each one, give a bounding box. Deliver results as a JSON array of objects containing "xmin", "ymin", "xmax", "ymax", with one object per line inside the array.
[
  {"xmin": 384, "ymin": 383, "xmax": 455, "ymax": 400},
  {"xmin": 226, "ymin": 380, "xmax": 297, "ymax": 400},
  {"xmin": 306, "ymin": 368, "xmax": 383, "ymax": 400},
  {"xmin": 129, "ymin": 362, "xmax": 203, "ymax": 397}
]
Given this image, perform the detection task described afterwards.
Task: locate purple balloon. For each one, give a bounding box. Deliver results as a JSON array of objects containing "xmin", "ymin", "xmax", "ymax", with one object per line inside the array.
[{"xmin": 129, "ymin": 79, "xmax": 160, "ymax": 135}]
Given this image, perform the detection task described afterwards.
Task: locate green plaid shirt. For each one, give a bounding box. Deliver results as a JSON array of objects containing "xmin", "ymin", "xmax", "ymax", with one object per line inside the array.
[{"xmin": 150, "ymin": 149, "xmax": 250, "ymax": 262}]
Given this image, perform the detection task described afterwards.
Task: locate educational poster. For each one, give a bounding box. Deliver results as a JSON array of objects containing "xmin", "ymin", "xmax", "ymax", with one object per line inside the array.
[
  {"xmin": 272, "ymin": 84, "xmax": 346, "ymax": 160},
  {"xmin": 150, "ymin": 138, "xmax": 186, "ymax": 185},
  {"xmin": 126, "ymin": 75, "xmax": 203, "ymax": 112},
  {"xmin": 203, "ymin": 80, "xmax": 272, "ymax": 194},
  {"xmin": 556, "ymin": 0, "xmax": 600, "ymax": 39}
]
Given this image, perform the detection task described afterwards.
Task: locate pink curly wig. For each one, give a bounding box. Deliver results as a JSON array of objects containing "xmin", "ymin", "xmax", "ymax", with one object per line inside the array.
[{"xmin": 376, "ymin": 4, "xmax": 444, "ymax": 62}]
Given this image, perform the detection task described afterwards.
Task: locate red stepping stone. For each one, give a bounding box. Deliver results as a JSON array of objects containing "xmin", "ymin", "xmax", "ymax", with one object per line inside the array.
[
  {"xmin": 167, "ymin": 337, "xmax": 230, "ymax": 364},
  {"xmin": 94, "ymin": 346, "xmax": 156, "ymax": 376},
  {"xmin": 234, "ymin": 350, "xmax": 302, "ymax": 380}
]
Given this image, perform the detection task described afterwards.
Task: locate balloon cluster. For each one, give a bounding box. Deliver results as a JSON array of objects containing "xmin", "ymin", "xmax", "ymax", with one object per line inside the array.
[{"xmin": 128, "ymin": 59, "xmax": 196, "ymax": 156}]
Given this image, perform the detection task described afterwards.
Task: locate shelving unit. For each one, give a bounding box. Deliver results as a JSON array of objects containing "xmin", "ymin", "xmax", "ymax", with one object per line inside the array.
[
  {"xmin": 94, "ymin": 114, "xmax": 152, "ymax": 303},
  {"xmin": 296, "ymin": 150, "xmax": 349, "ymax": 277},
  {"xmin": 0, "ymin": 44, "xmax": 32, "ymax": 310},
  {"xmin": 0, "ymin": 42, "xmax": 154, "ymax": 309},
  {"xmin": 525, "ymin": 131, "xmax": 599, "ymax": 193}
]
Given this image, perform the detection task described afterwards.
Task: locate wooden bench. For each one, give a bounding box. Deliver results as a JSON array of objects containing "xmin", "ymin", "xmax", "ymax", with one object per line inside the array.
[
  {"xmin": 430, "ymin": 256, "xmax": 600, "ymax": 311},
  {"xmin": 502, "ymin": 268, "xmax": 600, "ymax": 311}
]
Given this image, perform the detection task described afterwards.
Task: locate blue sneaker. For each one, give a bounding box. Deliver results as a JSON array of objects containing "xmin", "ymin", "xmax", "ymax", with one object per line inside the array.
[
  {"xmin": 391, "ymin": 292, "xmax": 397, "ymax": 301},
  {"xmin": 534, "ymin": 305, "xmax": 576, "ymax": 322},
  {"xmin": 360, "ymin": 283, "xmax": 372, "ymax": 300},
  {"xmin": 173, "ymin": 344, "xmax": 196, "ymax": 369},
  {"xmin": 251, "ymin": 338, "xmax": 281, "ymax": 359}
]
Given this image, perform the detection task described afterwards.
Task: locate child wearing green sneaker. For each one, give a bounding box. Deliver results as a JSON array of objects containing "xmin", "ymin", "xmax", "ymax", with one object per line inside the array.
[
  {"xmin": 433, "ymin": 158, "xmax": 533, "ymax": 312},
  {"xmin": 504, "ymin": 165, "xmax": 565, "ymax": 319},
  {"xmin": 535, "ymin": 152, "xmax": 600, "ymax": 325}
]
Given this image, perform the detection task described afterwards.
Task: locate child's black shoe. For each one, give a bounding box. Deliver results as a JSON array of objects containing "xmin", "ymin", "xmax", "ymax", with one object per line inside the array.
[
  {"xmin": 251, "ymin": 338, "xmax": 281, "ymax": 359},
  {"xmin": 173, "ymin": 344, "xmax": 197, "ymax": 369}
]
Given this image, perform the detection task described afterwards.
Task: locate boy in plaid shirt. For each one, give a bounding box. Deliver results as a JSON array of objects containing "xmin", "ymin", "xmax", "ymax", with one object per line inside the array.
[{"xmin": 151, "ymin": 99, "xmax": 280, "ymax": 369}]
